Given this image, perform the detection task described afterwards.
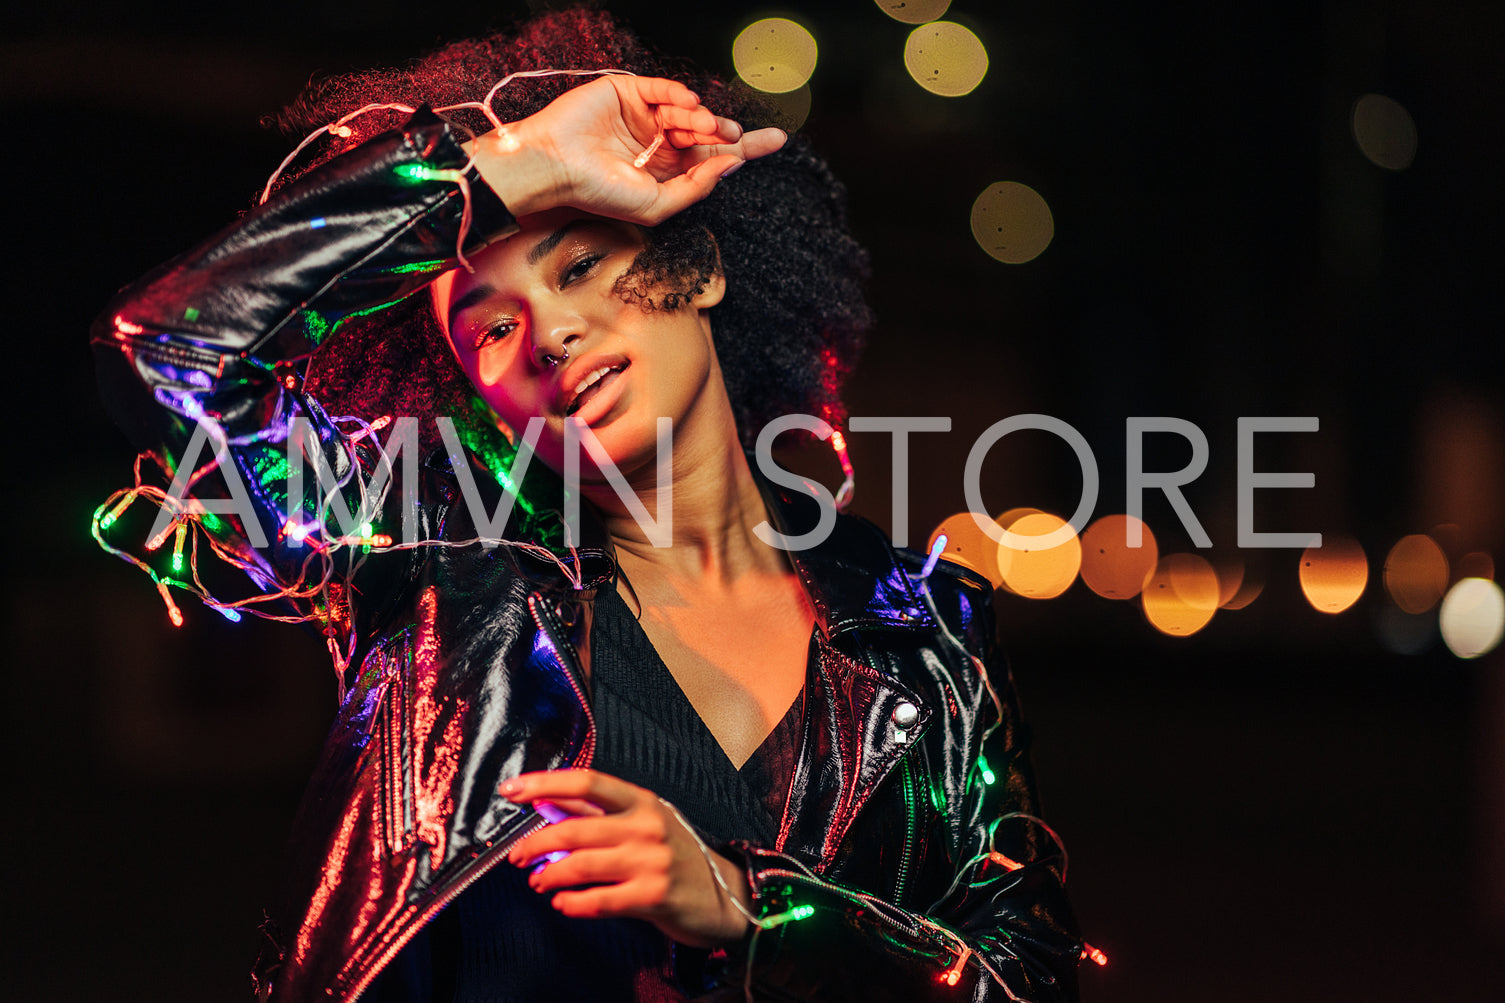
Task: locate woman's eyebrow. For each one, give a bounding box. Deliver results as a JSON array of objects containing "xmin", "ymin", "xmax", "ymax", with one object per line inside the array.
[
  {"xmin": 446, "ymin": 283, "xmax": 497, "ymax": 332},
  {"xmin": 526, "ymin": 219, "xmax": 592, "ymax": 266}
]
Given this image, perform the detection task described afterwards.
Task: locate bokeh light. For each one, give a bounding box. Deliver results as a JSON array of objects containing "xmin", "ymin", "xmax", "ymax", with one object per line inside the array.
[
  {"xmin": 1142, "ymin": 554, "xmax": 1219, "ymax": 636},
  {"xmin": 971, "ymin": 182, "xmax": 1054, "ymax": 264},
  {"xmin": 1299, "ymin": 536, "xmax": 1368, "ymax": 614},
  {"xmin": 1209, "ymin": 552, "xmax": 1246, "ymax": 607},
  {"xmin": 1219, "ymin": 554, "xmax": 1264, "ymax": 610},
  {"xmin": 996, "ymin": 512, "xmax": 1081, "ymax": 599},
  {"xmin": 874, "ymin": 0, "xmax": 951, "ymax": 25},
  {"xmin": 1438, "ymin": 578, "xmax": 1505, "ymax": 659},
  {"xmin": 1384, "ymin": 534, "xmax": 1449, "ymax": 614},
  {"xmin": 1080, "ymin": 515, "xmax": 1158, "ymax": 600},
  {"xmin": 759, "ymin": 84, "xmax": 812, "ymax": 131},
  {"xmin": 733, "ymin": 18, "xmax": 818, "ymax": 94},
  {"xmin": 1456, "ymin": 551, "xmax": 1495, "ymax": 582},
  {"xmin": 995, "ymin": 507, "xmax": 1043, "ymax": 534},
  {"xmin": 1352, "ymin": 93, "xmax": 1418, "ymax": 170},
  {"xmin": 928, "ymin": 512, "xmax": 1005, "ymax": 586},
  {"xmin": 904, "ymin": 22, "xmax": 989, "ymax": 97}
]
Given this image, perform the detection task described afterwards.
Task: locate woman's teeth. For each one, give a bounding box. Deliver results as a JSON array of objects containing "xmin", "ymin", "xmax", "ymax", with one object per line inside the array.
[
  {"xmin": 567, "ymin": 364, "xmax": 624, "ymax": 415},
  {"xmin": 572, "ymin": 366, "xmax": 615, "ymax": 399}
]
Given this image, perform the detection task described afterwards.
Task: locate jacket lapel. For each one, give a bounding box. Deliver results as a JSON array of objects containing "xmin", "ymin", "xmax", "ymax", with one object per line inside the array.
[{"xmin": 762, "ymin": 481, "xmax": 940, "ymax": 869}]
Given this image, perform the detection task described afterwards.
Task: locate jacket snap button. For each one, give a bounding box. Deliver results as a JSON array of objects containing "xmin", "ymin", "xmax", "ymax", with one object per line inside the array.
[{"xmin": 892, "ymin": 701, "xmax": 919, "ymax": 729}]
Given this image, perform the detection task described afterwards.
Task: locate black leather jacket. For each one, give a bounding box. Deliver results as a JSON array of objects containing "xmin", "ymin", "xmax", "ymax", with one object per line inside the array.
[{"xmin": 92, "ymin": 110, "xmax": 1082, "ymax": 1001}]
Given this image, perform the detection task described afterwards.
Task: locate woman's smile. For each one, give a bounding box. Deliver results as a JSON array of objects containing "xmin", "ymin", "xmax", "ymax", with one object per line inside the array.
[{"xmin": 561, "ymin": 355, "xmax": 631, "ymax": 420}]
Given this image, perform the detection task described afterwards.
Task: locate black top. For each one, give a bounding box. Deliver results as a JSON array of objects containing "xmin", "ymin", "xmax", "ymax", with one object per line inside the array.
[
  {"xmin": 590, "ymin": 585, "xmax": 805, "ymax": 845},
  {"xmin": 370, "ymin": 586, "xmax": 805, "ymax": 1002}
]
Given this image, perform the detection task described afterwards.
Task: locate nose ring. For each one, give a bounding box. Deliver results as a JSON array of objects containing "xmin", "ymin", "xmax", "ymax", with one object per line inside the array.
[{"xmin": 543, "ymin": 346, "xmax": 570, "ymax": 368}]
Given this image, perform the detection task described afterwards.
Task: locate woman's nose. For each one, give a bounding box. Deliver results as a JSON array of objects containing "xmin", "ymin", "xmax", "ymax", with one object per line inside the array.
[{"xmin": 530, "ymin": 308, "xmax": 585, "ymax": 371}]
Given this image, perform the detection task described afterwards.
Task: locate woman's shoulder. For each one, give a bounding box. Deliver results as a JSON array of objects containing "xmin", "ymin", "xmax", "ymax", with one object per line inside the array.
[{"xmin": 829, "ymin": 511, "xmax": 998, "ymax": 649}]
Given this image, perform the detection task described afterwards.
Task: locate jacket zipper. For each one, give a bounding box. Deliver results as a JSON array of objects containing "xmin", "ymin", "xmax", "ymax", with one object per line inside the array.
[
  {"xmin": 527, "ymin": 592, "xmax": 597, "ymax": 765},
  {"xmin": 344, "ymin": 592, "xmax": 595, "ymax": 1001},
  {"xmin": 894, "ymin": 755, "xmax": 918, "ymax": 905}
]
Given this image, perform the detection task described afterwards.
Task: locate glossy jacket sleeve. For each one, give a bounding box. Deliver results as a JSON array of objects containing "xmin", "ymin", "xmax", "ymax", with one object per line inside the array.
[
  {"xmin": 90, "ymin": 109, "xmax": 517, "ymax": 579},
  {"xmin": 722, "ymin": 578, "xmax": 1082, "ymax": 1002}
]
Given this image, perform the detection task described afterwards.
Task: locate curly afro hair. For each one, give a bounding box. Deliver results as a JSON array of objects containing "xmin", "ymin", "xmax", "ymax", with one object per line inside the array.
[{"xmin": 281, "ymin": 7, "xmax": 870, "ymax": 456}]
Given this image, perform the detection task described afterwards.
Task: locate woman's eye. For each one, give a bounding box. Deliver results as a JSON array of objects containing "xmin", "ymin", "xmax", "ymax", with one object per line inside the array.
[
  {"xmin": 561, "ymin": 253, "xmax": 605, "ymax": 286},
  {"xmin": 473, "ymin": 320, "xmax": 517, "ymax": 350}
]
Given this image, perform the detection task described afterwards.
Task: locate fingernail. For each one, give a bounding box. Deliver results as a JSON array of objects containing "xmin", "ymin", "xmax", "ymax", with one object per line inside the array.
[
  {"xmin": 500, "ymin": 778, "xmax": 521, "ymax": 796},
  {"xmin": 720, "ymin": 160, "xmax": 746, "ymax": 179}
]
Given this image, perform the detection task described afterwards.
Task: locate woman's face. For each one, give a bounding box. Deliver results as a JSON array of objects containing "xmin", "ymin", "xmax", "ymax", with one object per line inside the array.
[{"xmin": 431, "ymin": 209, "xmax": 726, "ymax": 478}]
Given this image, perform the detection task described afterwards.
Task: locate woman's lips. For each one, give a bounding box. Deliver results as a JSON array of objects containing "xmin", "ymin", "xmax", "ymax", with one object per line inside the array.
[{"xmin": 565, "ymin": 362, "xmax": 629, "ymax": 418}]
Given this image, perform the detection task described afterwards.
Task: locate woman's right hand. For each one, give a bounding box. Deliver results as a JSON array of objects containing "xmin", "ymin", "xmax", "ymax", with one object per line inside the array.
[{"xmin": 467, "ymin": 74, "xmax": 786, "ymax": 225}]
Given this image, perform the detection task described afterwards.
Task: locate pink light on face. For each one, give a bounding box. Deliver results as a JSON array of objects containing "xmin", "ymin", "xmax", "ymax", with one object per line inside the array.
[{"xmin": 114, "ymin": 315, "xmax": 145, "ymax": 337}]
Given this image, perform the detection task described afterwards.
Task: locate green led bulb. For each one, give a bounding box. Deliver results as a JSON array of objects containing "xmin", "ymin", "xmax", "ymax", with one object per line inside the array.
[{"xmin": 394, "ymin": 163, "xmax": 447, "ymax": 182}]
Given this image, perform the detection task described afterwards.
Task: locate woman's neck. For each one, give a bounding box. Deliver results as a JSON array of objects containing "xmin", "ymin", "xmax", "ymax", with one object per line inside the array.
[{"xmin": 594, "ymin": 433, "xmax": 783, "ymax": 587}]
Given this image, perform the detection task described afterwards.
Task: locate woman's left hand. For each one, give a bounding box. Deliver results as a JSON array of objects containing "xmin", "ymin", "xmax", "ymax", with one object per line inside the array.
[
  {"xmin": 468, "ymin": 75, "xmax": 786, "ymax": 225},
  {"xmin": 501, "ymin": 769, "xmax": 753, "ymax": 948}
]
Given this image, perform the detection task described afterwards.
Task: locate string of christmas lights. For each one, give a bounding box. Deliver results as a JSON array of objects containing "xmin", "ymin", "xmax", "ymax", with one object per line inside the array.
[{"xmin": 259, "ymin": 68, "xmax": 652, "ymax": 272}]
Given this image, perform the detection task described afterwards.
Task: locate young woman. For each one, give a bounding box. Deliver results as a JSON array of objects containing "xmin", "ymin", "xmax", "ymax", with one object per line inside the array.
[{"xmin": 92, "ymin": 10, "xmax": 1082, "ymax": 1001}]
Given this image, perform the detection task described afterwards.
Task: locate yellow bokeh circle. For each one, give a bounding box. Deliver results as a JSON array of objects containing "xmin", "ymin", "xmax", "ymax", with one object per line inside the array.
[
  {"xmin": 874, "ymin": 0, "xmax": 952, "ymax": 25},
  {"xmin": 1143, "ymin": 554, "xmax": 1219, "ymax": 636},
  {"xmin": 733, "ymin": 18, "xmax": 818, "ymax": 94},
  {"xmin": 1299, "ymin": 536, "xmax": 1368, "ymax": 614},
  {"xmin": 996, "ymin": 512, "xmax": 1081, "ymax": 600},
  {"xmin": 904, "ymin": 21, "xmax": 988, "ymax": 97},
  {"xmin": 971, "ymin": 182, "xmax": 1054, "ymax": 264},
  {"xmin": 1079, "ymin": 515, "xmax": 1158, "ymax": 600}
]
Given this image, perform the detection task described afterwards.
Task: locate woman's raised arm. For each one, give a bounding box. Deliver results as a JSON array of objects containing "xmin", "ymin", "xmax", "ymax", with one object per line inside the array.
[
  {"xmin": 469, "ymin": 74, "xmax": 785, "ymax": 224},
  {"xmin": 91, "ymin": 77, "xmax": 777, "ymax": 602}
]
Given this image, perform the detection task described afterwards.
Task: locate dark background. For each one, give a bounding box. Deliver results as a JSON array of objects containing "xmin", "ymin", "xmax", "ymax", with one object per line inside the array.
[{"xmin": 5, "ymin": 0, "xmax": 1504, "ymax": 999}]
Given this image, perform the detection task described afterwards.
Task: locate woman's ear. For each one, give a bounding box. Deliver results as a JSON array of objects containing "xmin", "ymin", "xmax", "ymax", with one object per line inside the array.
[
  {"xmin": 691, "ymin": 229, "xmax": 726, "ymax": 309},
  {"xmin": 693, "ymin": 269, "xmax": 726, "ymax": 309}
]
